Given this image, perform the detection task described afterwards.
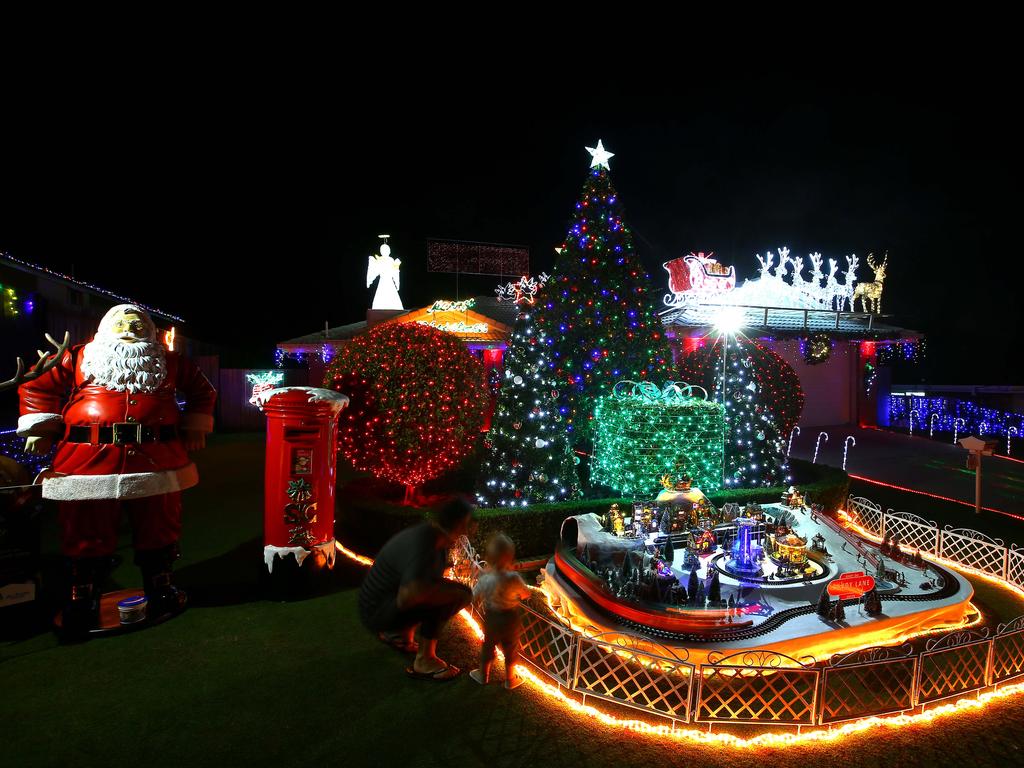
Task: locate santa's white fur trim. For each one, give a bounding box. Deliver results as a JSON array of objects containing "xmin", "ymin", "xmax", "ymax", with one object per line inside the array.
[
  {"xmin": 181, "ymin": 412, "xmax": 214, "ymax": 433},
  {"xmin": 41, "ymin": 463, "xmax": 199, "ymax": 501},
  {"xmin": 17, "ymin": 413, "xmax": 64, "ymax": 437}
]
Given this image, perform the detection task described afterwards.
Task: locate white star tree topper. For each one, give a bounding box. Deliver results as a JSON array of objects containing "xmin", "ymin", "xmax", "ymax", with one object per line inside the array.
[{"xmin": 586, "ymin": 139, "xmax": 614, "ymax": 170}]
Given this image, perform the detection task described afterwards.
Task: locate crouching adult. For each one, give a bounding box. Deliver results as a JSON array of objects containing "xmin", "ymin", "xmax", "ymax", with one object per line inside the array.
[{"xmin": 358, "ymin": 497, "xmax": 474, "ymax": 681}]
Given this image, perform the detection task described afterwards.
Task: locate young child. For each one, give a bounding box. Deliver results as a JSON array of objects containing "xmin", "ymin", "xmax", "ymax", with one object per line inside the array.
[{"xmin": 470, "ymin": 533, "xmax": 532, "ymax": 688}]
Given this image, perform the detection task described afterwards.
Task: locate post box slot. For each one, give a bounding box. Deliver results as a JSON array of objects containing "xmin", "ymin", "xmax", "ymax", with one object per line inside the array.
[{"xmin": 284, "ymin": 427, "xmax": 321, "ymax": 441}]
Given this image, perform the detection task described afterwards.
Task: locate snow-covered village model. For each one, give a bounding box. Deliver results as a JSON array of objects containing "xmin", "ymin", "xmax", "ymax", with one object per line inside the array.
[{"xmin": 543, "ymin": 488, "xmax": 973, "ymax": 664}]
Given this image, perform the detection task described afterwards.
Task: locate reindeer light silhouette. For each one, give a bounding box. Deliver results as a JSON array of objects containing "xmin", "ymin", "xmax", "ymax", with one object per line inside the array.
[
  {"xmin": 853, "ymin": 252, "xmax": 888, "ymax": 313},
  {"xmin": 836, "ymin": 254, "xmax": 859, "ymax": 311}
]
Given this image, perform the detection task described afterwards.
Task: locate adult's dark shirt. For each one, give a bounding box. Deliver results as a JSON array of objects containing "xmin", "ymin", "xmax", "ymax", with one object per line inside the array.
[{"xmin": 358, "ymin": 522, "xmax": 448, "ymax": 621}]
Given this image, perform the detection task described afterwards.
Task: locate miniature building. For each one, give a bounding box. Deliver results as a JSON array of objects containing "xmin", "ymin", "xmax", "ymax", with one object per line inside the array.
[
  {"xmin": 693, "ymin": 529, "xmax": 716, "ymax": 554},
  {"xmin": 772, "ymin": 532, "xmax": 809, "ymax": 565}
]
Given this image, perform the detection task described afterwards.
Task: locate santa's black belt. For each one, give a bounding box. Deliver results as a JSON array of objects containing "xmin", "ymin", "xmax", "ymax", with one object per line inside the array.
[{"xmin": 65, "ymin": 424, "xmax": 179, "ymax": 445}]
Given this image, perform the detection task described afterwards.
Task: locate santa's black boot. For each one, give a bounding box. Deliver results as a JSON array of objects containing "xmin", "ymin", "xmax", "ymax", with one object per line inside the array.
[
  {"xmin": 60, "ymin": 557, "xmax": 107, "ymax": 640},
  {"xmin": 137, "ymin": 543, "xmax": 188, "ymax": 617}
]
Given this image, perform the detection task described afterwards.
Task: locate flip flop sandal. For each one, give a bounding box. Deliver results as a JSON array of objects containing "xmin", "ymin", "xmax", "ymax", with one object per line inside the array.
[
  {"xmin": 379, "ymin": 633, "xmax": 419, "ymax": 653},
  {"xmin": 406, "ymin": 663, "xmax": 460, "ymax": 682}
]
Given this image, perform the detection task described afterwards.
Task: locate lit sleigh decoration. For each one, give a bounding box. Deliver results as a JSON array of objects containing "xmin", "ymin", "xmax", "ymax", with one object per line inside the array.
[
  {"xmin": 662, "ymin": 247, "xmax": 882, "ymax": 313},
  {"xmin": 662, "ymin": 252, "xmax": 735, "ymax": 308}
]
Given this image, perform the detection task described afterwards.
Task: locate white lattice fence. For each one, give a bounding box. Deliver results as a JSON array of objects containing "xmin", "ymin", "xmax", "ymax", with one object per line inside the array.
[
  {"xmin": 939, "ymin": 527, "xmax": 1007, "ymax": 578},
  {"xmin": 916, "ymin": 631, "xmax": 992, "ymax": 705},
  {"xmin": 990, "ymin": 618, "xmax": 1024, "ymax": 685},
  {"xmin": 819, "ymin": 646, "xmax": 917, "ymax": 724},
  {"xmin": 846, "ymin": 495, "xmax": 883, "ymax": 536},
  {"xmin": 573, "ymin": 635, "xmax": 694, "ymax": 721},
  {"xmin": 883, "ymin": 510, "xmax": 940, "ymax": 555},
  {"xmin": 696, "ymin": 651, "xmax": 819, "ymax": 726},
  {"xmin": 1008, "ymin": 547, "xmax": 1024, "ymax": 592},
  {"xmin": 517, "ymin": 602, "xmax": 578, "ymax": 686}
]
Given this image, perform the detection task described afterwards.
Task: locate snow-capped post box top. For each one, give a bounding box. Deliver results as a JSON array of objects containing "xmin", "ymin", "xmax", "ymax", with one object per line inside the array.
[{"xmin": 255, "ymin": 386, "xmax": 350, "ymax": 415}]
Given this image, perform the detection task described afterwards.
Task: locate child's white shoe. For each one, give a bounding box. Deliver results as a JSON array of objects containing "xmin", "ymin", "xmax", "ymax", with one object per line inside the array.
[{"xmin": 469, "ymin": 668, "xmax": 489, "ymax": 685}]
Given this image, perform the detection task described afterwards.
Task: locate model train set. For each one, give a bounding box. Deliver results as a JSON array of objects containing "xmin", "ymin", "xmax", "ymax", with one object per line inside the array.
[{"xmin": 539, "ymin": 484, "xmax": 974, "ymax": 661}]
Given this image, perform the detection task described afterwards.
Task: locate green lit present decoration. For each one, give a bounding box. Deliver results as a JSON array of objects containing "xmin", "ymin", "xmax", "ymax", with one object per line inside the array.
[{"xmin": 591, "ymin": 381, "xmax": 725, "ymax": 497}]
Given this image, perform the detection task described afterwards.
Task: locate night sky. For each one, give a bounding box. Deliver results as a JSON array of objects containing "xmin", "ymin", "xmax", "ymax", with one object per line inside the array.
[{"xmin": 2, "ymin": 69, "xmax": 1020, "ymax": 381}]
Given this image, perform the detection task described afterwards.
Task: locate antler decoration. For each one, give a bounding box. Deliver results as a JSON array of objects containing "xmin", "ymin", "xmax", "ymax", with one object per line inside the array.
[{"xmin": 0, "ymin": 331, "xmax": 71, "ymax": 393}]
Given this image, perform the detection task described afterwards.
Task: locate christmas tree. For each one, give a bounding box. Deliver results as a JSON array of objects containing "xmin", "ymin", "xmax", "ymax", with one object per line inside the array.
[
  {"xmin": 708, "ymin": 570, "xmax": 722, "ymax": 603},
  {"xmin": 661, "ymin": 536, "xmax": 675, "ymax": 564},
  {"xmin": 863, "ymin": 587, "xmax": 883, "ymax": 615},
  {"xmin": 476, "ymin": 306, "xmax": 581, "ymax": 507},
  {"xmin": 816, "ymin": 586, "xmax": 831, "ymax": 618},
  {"xmin": 678, "ymin": 336, "xmax": 804, "ymax": 488},
  {"xmin": 534, "ymin": 141, "xmax": 670, "ymax": 443}
]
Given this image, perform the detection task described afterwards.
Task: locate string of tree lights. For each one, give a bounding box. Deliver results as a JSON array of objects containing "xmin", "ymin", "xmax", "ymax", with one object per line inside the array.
[
  {"xmin": 533, "ymin": 144, "xmax": 670, "ymax": 444},
  {"xmin": 678, "ymin": 337, "xmax": 804, "ymax": 488},
  {"xmin": 476, "ymin": 307, "xmax": 581, "ymax": 507},
  {"xmin": 324, "ymin": 323, "xmax": 487, "ymax": 498},
  {"xmin": 590, "ymin": 381, "xmax": 725, "ymax": 496}
]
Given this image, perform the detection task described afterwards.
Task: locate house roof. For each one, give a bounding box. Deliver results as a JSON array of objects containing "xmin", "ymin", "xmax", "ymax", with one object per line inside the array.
[
  {"xmin": 1, "ymin": 252, "xmax": 185, "ymax": 323},
  {"xmin": 277, "ymin": 295, "xmax": 519, "ymax": 349},
  {"xmin": 660, "ymin": 303, "xmax": 921, "ymax": 341},
  {"xmin": 380, "ymin": 304, "xmax": 511, "ymax": 342},
  {"xmin": 278, "ymin": 320, "xmax": 369, "ymax": 349}
]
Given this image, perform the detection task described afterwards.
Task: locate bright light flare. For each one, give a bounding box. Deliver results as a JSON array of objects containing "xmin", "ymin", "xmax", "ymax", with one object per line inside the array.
[{"xmin": 712, "ymin": 305, "xmax": 745, "ymax": 336}]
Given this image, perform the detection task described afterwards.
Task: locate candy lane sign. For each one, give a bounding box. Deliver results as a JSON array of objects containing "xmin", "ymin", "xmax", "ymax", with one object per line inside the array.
[{"xmin": 827, "ymin": 571, "xmax": 876, "ymax": 598}]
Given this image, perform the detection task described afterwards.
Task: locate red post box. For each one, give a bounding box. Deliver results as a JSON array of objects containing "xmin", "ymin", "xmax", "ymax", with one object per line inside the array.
[{"xmin": 258, "ymin": 387, "xmax": 349, "ymax": 574}]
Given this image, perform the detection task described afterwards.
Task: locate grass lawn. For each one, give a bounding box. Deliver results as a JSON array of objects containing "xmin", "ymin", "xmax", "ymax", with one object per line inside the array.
[{"xmin": 5, "ymin": 435, "xmax": 1024, "ymax": 768}]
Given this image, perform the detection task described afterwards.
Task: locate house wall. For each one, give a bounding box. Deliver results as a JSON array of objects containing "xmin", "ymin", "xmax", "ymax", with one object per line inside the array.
[
  {"xmin": 766, "ymin": 339, "xmax": 858, "ymax": 427},
  {"xmin": 667, "ymin": 334, "xmax": 861, "ymax": 429}
]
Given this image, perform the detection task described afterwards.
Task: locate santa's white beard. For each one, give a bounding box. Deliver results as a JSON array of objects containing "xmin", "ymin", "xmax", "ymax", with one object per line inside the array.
[{"xmin": 81, "ymin": 336, "xmax": 168, "ymax": 393}]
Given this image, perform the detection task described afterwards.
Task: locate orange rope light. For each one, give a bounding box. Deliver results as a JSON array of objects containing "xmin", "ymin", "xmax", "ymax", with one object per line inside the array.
[
  {"xmin": 334, "ymin": 540, "xmax": 374, "ymax": 567},
  {"xmin": 334, "ymin": 536, "xmax": 1024, "ymax": 748}
]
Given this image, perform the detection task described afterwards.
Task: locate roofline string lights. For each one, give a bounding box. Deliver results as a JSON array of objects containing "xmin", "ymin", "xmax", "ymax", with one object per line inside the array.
[{"xmin": 1, "ymin": 251, "xmax": 185, "ymax": 322}]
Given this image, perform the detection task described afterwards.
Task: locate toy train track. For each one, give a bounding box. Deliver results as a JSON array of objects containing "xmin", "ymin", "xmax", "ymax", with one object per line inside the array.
[
  {"xmin": 613, "ymin": 560, "xmax": 962, "ymax": 643},
  {"xmin": 554, "ymin": 541, "xmax": 962, "ymax": 644}
]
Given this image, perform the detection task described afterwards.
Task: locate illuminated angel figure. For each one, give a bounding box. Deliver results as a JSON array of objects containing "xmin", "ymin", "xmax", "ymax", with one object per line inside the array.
[{"xmin": 367, "ymin": 237, "xmax": 403, "ymax": 310}]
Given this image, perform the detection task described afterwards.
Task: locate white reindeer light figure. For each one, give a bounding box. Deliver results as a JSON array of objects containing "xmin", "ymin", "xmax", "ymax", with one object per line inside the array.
[
  {"xmin": 824, "ymin": 258, "xmax": 841, "ymax": 310},
  {"xmin": 836, "ymin": 254, "xmax": 859, "ymax": 311},
  {"xmin": 853, "ymin": 252, "xmax": 888, "ymax": 313},
  {"xmin": 367, "ymin": 236, "xmax": 404, "ymax": 310},
  {"xmin": 807, "ymin": 253, "xmax": 828, "ymax": 306}
]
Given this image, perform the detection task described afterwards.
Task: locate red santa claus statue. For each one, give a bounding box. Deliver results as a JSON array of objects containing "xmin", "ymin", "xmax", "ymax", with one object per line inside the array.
[{"xmin": 16, "ymin": 304, "xmax": 216, "ymax": 635}]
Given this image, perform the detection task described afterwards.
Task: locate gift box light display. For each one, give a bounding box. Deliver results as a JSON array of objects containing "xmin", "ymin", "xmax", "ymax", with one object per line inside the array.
[{"xmin": 591, "ymin": 381, "xmax": 725, "ymax": 496}]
